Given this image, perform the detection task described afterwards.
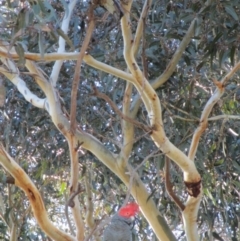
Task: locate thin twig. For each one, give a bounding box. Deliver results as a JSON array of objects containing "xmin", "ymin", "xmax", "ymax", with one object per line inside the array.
[
  {"xmin": 124, "ymin": 150, "xmax": 163, "ymax": 206},
  {"xmin": 208, "ymin": 115, "xmax": 240, "ymax": 121},
  {"xmin": 92, "ymin": 86, "xmax": 151, "ymax": 132},
  {"xmin": 70, "ymin": 5, "xmax": 95, "ymax": 133},
  {"xmin": 83, "ymin": 215, "xmax": 111, "ymax": 241},
  {"xmin": 65, "ymin": 183, "xmax": 85, "ymax": 235},
  {"xmin": 162, "ymin": 101, "xmax": 199, "ymax": 121}
]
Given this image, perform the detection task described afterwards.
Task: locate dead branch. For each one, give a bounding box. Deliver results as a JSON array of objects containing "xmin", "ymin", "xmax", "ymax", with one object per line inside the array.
[
  {"xmin": 164, "ymin": 156, "xmax": 185, "ymax": 211},
  {"xmin": 70, "ymin": 5, "xmax": 95, "ymax": 133}
]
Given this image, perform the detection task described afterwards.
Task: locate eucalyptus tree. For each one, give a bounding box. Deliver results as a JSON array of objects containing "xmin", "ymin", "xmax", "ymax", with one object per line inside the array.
[{"xmin": 0, "ymin": 0, "xmax": 240, "ymax": 241}]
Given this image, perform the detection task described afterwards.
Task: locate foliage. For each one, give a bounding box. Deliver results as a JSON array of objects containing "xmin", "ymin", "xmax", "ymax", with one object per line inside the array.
[{"xmin": 0, "ymin": 0, "xmax": 240, "ymax": 240}]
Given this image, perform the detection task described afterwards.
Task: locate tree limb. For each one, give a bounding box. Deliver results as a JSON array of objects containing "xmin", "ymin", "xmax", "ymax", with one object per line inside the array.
[
  {"xmin": 70, "ymin": 5, "xmax": 95, "ymax": 133},
  {"xmin": 164, "ymin": 157, "xmax": 185, "ymax": 211},
  {"xmin": 121, "ymin": 82, "xmax": 134, "ymax": 161},
  {"xmin": 84, "ymin": 170, "xmax": 101, "ymax": 241},
  {"xmin": 188, "ymin": 61, "xmax": 240, "ymax": 161},
  {"xmin": 50, "ymin": 0, "xmax": 78, "ymax": 86},
  {"xmin": 92, "ymin": 85, "xmax": 151, "ymax": 132},
  {"xmin": 0, "ymin": 144, "xmax": 76, "ymax": 241}
]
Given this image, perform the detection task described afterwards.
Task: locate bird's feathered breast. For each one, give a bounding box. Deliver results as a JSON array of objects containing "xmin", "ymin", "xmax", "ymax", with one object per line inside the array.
[{"xmin": 103, "ymin": 214, "xmax": 133, "ymax": 241}]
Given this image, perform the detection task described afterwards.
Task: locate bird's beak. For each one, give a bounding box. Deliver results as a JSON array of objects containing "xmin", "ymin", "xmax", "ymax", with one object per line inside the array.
[{"xmin": 130, "ymin": 216, "xmax": 135, "ymax": 221}]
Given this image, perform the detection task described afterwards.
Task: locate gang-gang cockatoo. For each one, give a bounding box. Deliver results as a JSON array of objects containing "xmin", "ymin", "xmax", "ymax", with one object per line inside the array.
[{"xmin": 103, "ymin": 202, "xmax": 139, "ymax": 241}]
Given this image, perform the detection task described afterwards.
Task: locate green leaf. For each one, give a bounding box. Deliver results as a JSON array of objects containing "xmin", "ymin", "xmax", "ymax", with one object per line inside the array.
[
  {"xmin": 59, "ymin": 182, "xmax": 67, "ymax": 195},
  {"xmin": 205, "ymin": 188, "xmax": 217, "ymax": 206},
  {"xmin": 38, "ymin": 31, "xmax": 45, "ymax": 59},
  {"xmin": 214, "ymin": 158, "xmax": 224, "ymax": 166},
  {"xmin": 37, "ymin": 0, "xmax": 46, "ymax": 13},
  {"xmin": 14, "ymin": 8, "xmax": 27, "ymax": 32},
  {"xmin": 196, "ymin": 61, "xmax": 205, "ymax": 72},
  {"xmin": 212, "ymin": 32, "xmax": 223, "ymax": 43},
  {"xmin": 180, "ymin": 13, "xmax": 194, "ymax": 23},
  {"xmin": 42, "ymin": 0, "xmax": 57, "ymax": 21},
  {"xmin": 56, "ymin": 27, "xmax": 74, "ymax": 50},
  {"xmin": 30, "ymin": 0, "xmax": 41, "ymax": 15},
  {"xmin": 232, "ymin": 180, "xmax": 240, "ymax": 189},
  {"xmin": 15, "ymin": 43, "xmax": 26, "ymax": 67},
  {"xmin": 230, "ymin": 46, "xmax": 236, "ymax": 66},
  {"xmin": 219, "ymin": 49, "xmax": 230, "ymax": 67},
  {"xmin": 184, "ymin": 55, "xmax": 191, "ymax": 66},
  {"xmin": 210, "ymin": 143, "xmax": 216, "ymax": 152},
  {"xmin": 233, "ymin": 161, "xmax": 240, "ymax": 172},
  {"xmin": 224, "ymin": 6, "xmax": 239, "ymax": 21},
  {"xmin": 229, "ymin": 100, "xmax": 236, "ymax": 109}
]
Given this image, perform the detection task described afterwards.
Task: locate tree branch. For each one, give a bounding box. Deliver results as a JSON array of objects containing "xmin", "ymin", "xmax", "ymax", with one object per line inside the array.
[
  {"xmin": 70, "ymin": 5, "xmax": 95, "ymax": 133},
  {"xmin": 66, "ymin": 137, "xmax": 85, "ymax": 241},
  {"xmin": 0, "ymin": 144, "xmax": 76, "ymax": 241},
  {"xmin": 121, "ymin": 82, "xmax": 134, "ymax": 161},
  {"xmin": 208, "ymin": 114, "xmax": 240, "ymax": 121},
  {"xmin": 65, "ymin": 184, "xmax": 84, "ymax": 235},
  {"xmin": 188, "ymin": 61, "xmax": 240, "ymax": 161},
  {"xmin": 84, "ymin": 170, "xmax": 101, "ymax": 241},
  {"xmin": 164, "ymin": 157, "xmax": 185, "ymax": 211},
  {"xmin": 121, "ymin": 0, "xmax": 201, "ymax": 181},
  {"xmin": 151, "ymin": 16, "xmax": 198, "ymax": 89},
  {"xmin": 0, "ymin": 64, "xmax": 47, "ymax": 110},
  {"xmin": 50, "ymin": 0, "xmax": 78, "ymax": 86},
  {"xmin": 133, "ymin": 0, "xmax": 152, "ymax": 57},
  {"xmin": 92, "ymin": 85, "xmax": 151, "ymax": 132}
]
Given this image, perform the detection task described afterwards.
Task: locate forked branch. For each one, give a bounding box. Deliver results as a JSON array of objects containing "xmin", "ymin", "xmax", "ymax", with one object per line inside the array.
[
  {"xmin": 188, "ymin": 61, "xmax": 240, "ymax": 161},
  {"xmin": 0, "ymin": 144, "xmax": 76, "ymax": 241}
]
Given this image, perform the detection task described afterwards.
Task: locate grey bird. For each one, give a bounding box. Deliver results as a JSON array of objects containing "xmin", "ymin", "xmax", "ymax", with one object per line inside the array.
[{"xmin": 103, "ymin": 203, "xmax": 139, "ymax": 241}]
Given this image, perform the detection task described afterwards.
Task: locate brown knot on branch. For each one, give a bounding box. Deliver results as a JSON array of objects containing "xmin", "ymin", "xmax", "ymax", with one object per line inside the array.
[
  {"xmin": 74, "ymin": 141, "xmax": 84, "ymax": 152},
  {"xmin": 6, "ymin": 176, "xmax": 15, "ymax": 184},
  {"xmin": 67, "ymin": 183, "xmax": 85, "ymax": 208},
  {"xmin": 184, "ymin": 180, "xmax": 202, "ymax": 197},
  {"xmin": 212, "ymin": 78, "xmax": 224, "ymax": 93}
]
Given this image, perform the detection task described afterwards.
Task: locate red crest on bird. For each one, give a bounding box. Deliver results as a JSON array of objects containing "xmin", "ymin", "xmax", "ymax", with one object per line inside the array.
[{"xmin": 118, "ymin": 203, "xmax": 139, "ymax": 218}]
